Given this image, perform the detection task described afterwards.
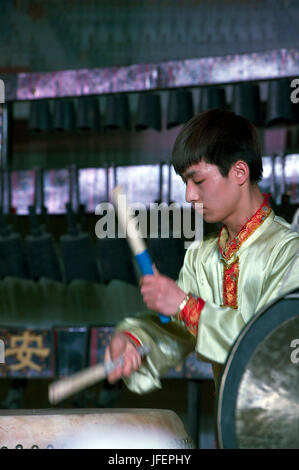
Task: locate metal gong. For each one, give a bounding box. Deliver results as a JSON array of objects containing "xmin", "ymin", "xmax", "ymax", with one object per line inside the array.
[{"xmin": 216, "ymin": 287, "xmax": 299, "ymax": 449}]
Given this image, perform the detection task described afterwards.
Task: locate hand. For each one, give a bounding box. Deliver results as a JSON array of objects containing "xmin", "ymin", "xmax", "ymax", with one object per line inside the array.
[
  {"xmin": 140, "ymin": 265, "xmax": 186, "ymax": 317},
  {"xmin": 104, "ymin": 332, "xmax": 142, "ymax": 384}
]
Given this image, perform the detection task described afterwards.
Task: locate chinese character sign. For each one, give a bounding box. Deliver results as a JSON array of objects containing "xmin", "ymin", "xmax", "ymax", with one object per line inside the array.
[{"xmin": 0, "ymin": 329, "xmax": 53, "ymax": 378}]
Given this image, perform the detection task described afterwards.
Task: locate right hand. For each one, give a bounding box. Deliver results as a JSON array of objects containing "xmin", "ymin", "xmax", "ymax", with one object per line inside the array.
[{"xmin": 104, "ymin": 332, "xmax": 142, "ymax": 384}]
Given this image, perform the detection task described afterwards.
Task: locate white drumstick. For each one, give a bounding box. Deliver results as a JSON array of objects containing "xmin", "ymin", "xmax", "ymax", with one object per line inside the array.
[
  {"xmin": 112, "ymin": 185, "xmax": 146, "ymax": 255},
  {"xmin": 48, "ymin": 344, "xmax": 150, "ymax": 404}
]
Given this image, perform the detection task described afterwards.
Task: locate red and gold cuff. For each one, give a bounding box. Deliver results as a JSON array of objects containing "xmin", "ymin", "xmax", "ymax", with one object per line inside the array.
[
  {"xmin": 121, "ymin": 330, "xmax": 142, "ymax": 348},
  {"xmin": 176, "ymin": 294, "xmax": 205, "ymax": 337}
]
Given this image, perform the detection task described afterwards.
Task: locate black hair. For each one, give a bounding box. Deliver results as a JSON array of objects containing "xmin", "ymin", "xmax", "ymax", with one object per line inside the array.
[{"xmin": 172, "ymin": 109, "xmax": 263, "ymax": 183}]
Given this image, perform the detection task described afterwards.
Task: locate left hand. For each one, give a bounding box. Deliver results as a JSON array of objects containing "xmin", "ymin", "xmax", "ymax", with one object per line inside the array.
[{"xmin": 140, "ymin": 265, "xmax": 186, "ymax": 317}]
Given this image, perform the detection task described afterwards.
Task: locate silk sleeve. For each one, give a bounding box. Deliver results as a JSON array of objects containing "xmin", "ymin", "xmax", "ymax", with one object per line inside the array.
[
  {"xmin": 115, "ymin": 312, "xmax": 196, "ymax": 394},
  {"xmin": 260, "ymin": 240, "xmax": 299, "ymax": 303}
]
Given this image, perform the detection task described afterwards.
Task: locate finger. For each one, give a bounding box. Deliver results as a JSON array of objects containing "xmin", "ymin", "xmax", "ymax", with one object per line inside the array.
[
  {"xmin": 140, "ymin": 276, "xmax": 158, "ymax": 293},
  {"xmin": 123, "ymin": 349, "xmax": 141, "ymax": 377},
  {"xmin": 140, "ymin": 284, "xmax": 151, "ymax": 297},
  {"xmin": 122, "ymin": 358, "xmax": 134, "ymax": 377},
  {"xmin": 142, "ymin": 293, "xmax": 154, "ymax": 308}
]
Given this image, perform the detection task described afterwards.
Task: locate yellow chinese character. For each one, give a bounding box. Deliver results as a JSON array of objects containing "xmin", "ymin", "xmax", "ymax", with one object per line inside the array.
[{"xmin": 6, "ymin": 331, "xmax": 50, "ymax": 371}]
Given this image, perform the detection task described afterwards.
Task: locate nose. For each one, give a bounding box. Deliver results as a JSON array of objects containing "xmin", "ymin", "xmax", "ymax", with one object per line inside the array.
[{"xmin": 185, "ymin": 180, "xmax": 201, "ymax": 204}]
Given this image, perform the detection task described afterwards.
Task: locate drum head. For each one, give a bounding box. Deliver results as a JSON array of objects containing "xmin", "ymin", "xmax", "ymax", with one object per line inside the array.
[{"xmin": 216, "ymin": 288, "xmax": 299, "ymax": 449}]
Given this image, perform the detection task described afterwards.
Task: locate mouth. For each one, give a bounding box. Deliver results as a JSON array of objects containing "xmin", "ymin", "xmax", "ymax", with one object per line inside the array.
[{"xmin": 192, "ymin": 203, "xmax": 204, "ymax": 214}]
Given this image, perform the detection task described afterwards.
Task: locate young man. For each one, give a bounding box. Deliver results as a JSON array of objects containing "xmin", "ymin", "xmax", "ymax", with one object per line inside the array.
[{"xmin": 105, "ymin": 109, "xmax": 299, "ymax": 392}]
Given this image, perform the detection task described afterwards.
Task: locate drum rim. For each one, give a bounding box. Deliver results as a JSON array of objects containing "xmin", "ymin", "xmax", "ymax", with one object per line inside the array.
[
  {"xmin": 216, "ymin": 286, "xmax": 299, "ymax": 449},
  {"xmin": 0, "ymin": 407, "xmax": 178, "ymax": 416}
]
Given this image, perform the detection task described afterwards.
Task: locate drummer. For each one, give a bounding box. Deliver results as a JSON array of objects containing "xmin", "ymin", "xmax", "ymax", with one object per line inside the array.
[{"xmin": 105, "ymin": 109, "xmax": 299, "ymax": 392}]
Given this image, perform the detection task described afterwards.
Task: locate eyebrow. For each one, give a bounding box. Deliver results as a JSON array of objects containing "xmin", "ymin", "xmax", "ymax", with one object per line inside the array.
[{"xmin": 182, "ymin": 170, "xmax": 202, "ymax": 179}]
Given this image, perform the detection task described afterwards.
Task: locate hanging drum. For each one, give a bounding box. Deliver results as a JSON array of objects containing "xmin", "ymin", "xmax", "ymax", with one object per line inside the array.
[{"xmin": 216, "ymin": 287, "xmax": 299, "ymax": 449}]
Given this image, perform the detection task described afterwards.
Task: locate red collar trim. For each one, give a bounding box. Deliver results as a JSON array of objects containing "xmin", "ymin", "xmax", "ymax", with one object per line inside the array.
[{"xmin": 218, "ymin": 194, "xmax": 272, "ymax": 260}]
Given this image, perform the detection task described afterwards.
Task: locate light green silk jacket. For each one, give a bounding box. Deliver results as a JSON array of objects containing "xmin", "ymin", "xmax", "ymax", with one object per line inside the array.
[{"xmin": 116, "ymin": 211, "xmax": 299, "ymax": 392}]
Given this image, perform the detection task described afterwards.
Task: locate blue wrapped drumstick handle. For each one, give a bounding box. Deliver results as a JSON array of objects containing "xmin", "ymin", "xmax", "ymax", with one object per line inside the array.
[
  {"xmin": 112, "ymin": 186, "xmax": 170, "ymax": 325},
  {"xmin": 136, "ymin": 249, "xmax": 171, "ymax": 324}
]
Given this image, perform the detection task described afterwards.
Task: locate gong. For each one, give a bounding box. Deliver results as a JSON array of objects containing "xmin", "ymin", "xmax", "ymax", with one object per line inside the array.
[{"xmin": 216, "ymin": 287, "xmax": 299, "ymax": 449}]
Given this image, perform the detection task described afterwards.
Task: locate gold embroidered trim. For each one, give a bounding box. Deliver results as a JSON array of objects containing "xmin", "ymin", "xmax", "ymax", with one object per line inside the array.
[{"xmin": 218, "ymin": 195, "xmax": 272, "ymax": 261}]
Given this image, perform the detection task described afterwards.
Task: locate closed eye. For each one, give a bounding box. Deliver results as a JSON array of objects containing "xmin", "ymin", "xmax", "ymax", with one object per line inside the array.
[{"xmin": 181, "ymin": 178, "xmax": 204, "ymax": 186}]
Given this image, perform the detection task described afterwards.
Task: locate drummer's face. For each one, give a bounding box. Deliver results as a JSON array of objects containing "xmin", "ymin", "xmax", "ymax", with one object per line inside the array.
[{"xmin": 181, "ymin": 161, "xmax": 240, "ymax": 224}]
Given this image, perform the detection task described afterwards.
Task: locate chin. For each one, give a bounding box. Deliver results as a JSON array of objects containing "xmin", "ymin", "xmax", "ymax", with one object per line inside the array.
[{"xmin": 203, "ymin": 212, "xmax": 216, "ymax": 223}]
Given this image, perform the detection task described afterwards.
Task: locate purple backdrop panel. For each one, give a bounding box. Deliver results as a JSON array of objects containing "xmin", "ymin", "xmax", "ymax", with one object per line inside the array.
[
  {"xmin": 89, "ymin": 326, "xmax": 115, "ymax": 366},
  {"xmin": 54, "ymin": 326, "xmax": 89, "ymax": 377}
]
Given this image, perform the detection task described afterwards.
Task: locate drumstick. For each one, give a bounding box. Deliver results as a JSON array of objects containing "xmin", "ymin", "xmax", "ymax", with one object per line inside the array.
[
  {"xmin": 112, "ymin": 186, "xmax": 170, "ymax": 324},
  {"xmin": 48, "ymin": 344, "xmax": 150, "ymax": 404}
]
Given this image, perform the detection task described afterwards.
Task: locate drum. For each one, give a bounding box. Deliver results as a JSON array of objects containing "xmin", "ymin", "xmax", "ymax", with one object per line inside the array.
[
  {"xmin": 0, "ymin": 408, "xmax": 194, "ymax": 449},
  {"xmin": 216, "ymin": 288, "xmax": 299, "ymax": 449}
]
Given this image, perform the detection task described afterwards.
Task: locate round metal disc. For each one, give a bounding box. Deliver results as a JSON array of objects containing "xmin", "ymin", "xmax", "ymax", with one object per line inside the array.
[{"xmin": 216, "ymin": 288, "xmax": 299, "ymax": 449}]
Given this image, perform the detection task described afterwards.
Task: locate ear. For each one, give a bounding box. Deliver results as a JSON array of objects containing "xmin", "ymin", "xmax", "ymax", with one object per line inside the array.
[{"xmin": 231, "ymin": 160, "xmax": 250, "ymax": 185}]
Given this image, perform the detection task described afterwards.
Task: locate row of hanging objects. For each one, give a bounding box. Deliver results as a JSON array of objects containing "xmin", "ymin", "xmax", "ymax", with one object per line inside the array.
[
  {"xmin": 25, "ymin": 167, "xmax": 62, "ymax": 282},
  {"xmin": 26, "ymin": 204, "xmax": 63, "ymax": 282},
  {"xmin": 0, "ymin": 201, "xmax": 188, "ymax": 285},
  {"xmin": 147, "ymin": 229, "xmax": 186, "ymax": 281},
  {"xmin": 96, "ymin": 158, "xmax": 137, "ymax": 284},
  {"xmin": 266, "ymin": 80, "xmax": 299, "ymax": 127},
  {"xmin": 96, "ymin": 232, "xmax": 138, "ymax": 286},
  {"xmin": 86, "ymin": 163, "xmax": 136, "ymax": 285},
  {"xmin": 60, "ymin": 202, "xmax": 101, "ymax": 284},
  {"xmin": 0, "ymin": 166, "xmax": 100, "ymax": 284},
  {"xmin": 0, "ymin": 166, "xmax": 63, "ymax": 282},
  {"xmin": 96, "ymin": 217, "xmax": 186, "ymax": 285},
  {"xmin": 0, "ymin": 204, "xmax": 188, "ymax": 285},
  {"xmin": 0, "ymin": 208, "xmax": 28, "ymax": 279},
  {"xmin": 28, "ymin": 79, "xmax": 299, "ymax": 133},
  {"xmin": 0, "ymin": 168, "xmax": 28, "ymax": 279},
  {"xmin": 0, "ymin": 164, "xmax": 189, "ymax": 284},
  {"xmin": 147, "ymin": 162, "xmax": 186, "ymax": 279},
  {"xmin": 59, "ymin": 164, "xmax": 101, "ymax": 284}
]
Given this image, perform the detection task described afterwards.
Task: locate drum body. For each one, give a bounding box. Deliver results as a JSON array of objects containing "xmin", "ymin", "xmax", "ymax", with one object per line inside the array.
[
  {"xmin": 0, "ymin": 408, "xmax": 194, "ymax": 449},
  {"xmin": 216, "ymin": 288, "xmax": 299, "ymax": 449}
]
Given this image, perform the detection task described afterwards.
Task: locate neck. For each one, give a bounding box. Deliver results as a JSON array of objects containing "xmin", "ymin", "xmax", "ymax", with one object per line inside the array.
[{"xmin": 224, "ymin": 185, "xmax": 265, "ymax": 242}]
